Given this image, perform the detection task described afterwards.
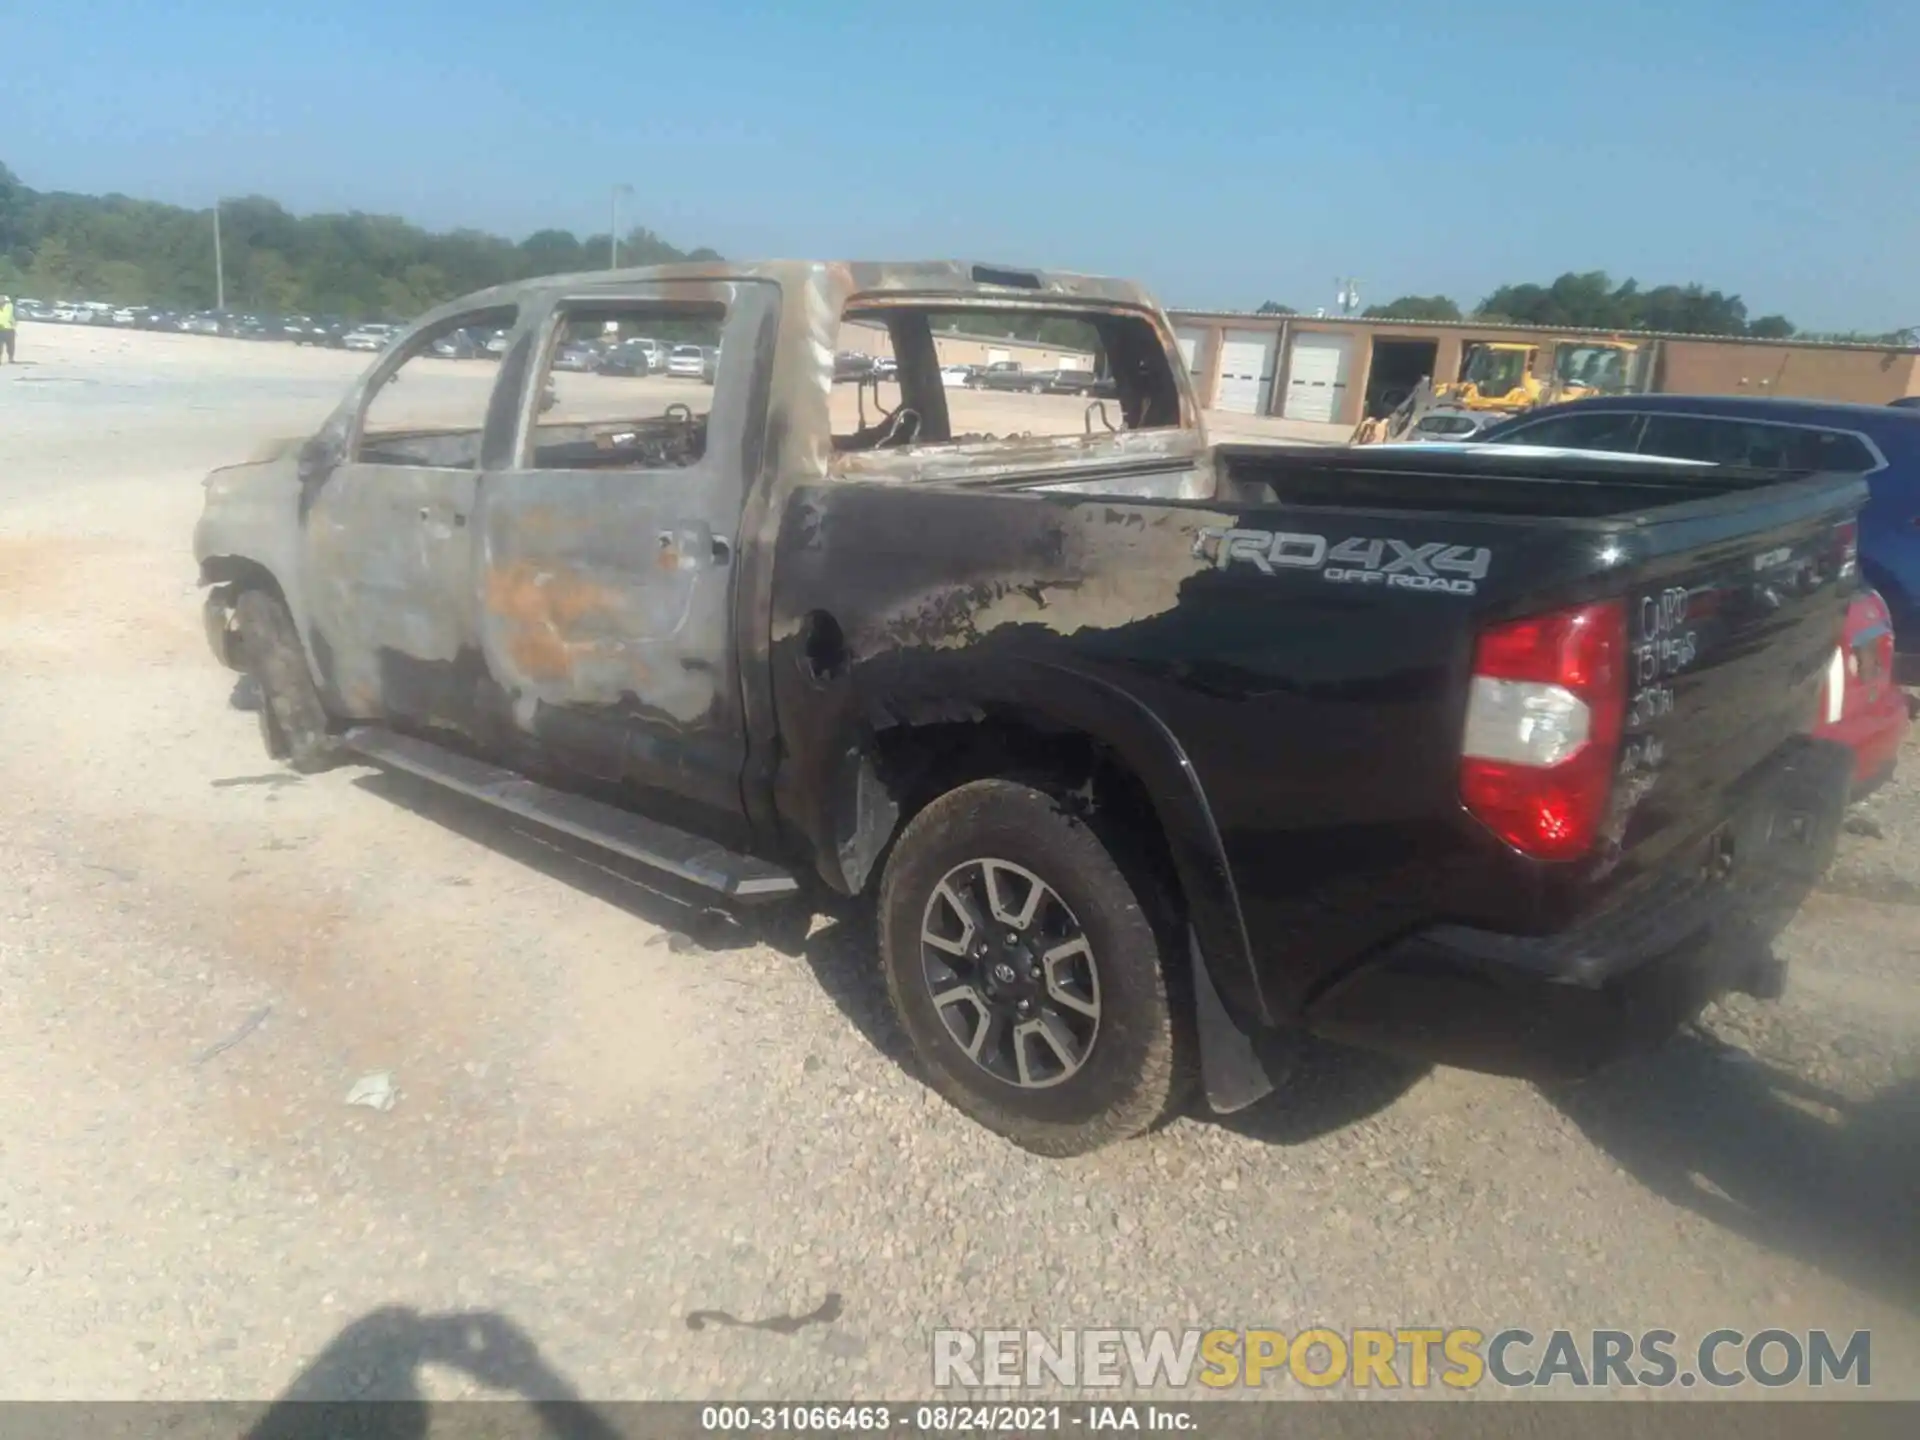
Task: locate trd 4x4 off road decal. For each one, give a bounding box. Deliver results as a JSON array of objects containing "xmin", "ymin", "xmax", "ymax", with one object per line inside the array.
[{"xmin": 1194, "ymin": 527, "xmax": 1492, "ymax": 596}]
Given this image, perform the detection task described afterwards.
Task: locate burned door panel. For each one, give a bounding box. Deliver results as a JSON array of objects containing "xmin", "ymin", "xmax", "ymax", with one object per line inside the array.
[
  {"xmin": 472, "ymin": 281, "xmax": 777, "ymax": 824},
  {"xmin": 299, "ymin": 304, "xmax": 522, "ymax": 731},
  {"xmin": 302, "ymin": 463, "xmax": 480, "ymax": 725}
]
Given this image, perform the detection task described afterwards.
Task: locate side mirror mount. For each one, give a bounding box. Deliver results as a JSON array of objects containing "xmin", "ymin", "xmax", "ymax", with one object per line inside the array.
[{"xmin": 297, "ymin": 432, "xmax": 340, "ymax": 487}]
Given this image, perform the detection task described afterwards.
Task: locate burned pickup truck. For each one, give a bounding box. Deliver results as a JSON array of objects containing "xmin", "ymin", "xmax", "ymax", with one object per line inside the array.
[{"xmin": 195, "ymin": 260, "xmax": 1864, "ymax": 1156}]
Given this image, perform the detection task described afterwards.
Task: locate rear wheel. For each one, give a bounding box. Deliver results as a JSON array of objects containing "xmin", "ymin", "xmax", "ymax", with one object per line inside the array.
[
  {"xmin": 877, "ymin": 779, "xmax": 1189, "ymax": 1155},
  {"xmin": 234, "ymin": 589, "xmax": 338, "ymax": 772}
]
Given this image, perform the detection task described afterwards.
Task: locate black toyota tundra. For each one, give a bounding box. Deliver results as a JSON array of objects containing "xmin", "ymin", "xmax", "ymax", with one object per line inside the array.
[{"xmin": 194, "ymin": 260, "xmax": 1865, "ymax": 1155}]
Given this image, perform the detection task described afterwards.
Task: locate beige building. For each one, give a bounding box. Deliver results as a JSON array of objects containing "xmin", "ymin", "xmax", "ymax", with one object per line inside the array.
[{"xmin": 1163, "ymin": 310, "xmax": 1920, "ymax": 427}]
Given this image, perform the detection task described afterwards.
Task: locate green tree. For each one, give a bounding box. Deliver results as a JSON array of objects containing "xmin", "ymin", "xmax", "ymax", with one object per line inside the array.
[
  {"xmin": 27, "ymin": 233, "xmax": 80, "ymax": 294},
  {"xmin": 95, "ymin": 259, "xmax": 148, "ymax": 303},
  {"xmin": 1256, "ymin": 300, "xmax": 1295, "ymax": 315},
  {"xmin": 1478, "ymin": 272, "xmax": 1626, "ymax": 328},
  {"xmin": 1474, "ymin": 270, "xmax": 1780, "ymax": 337},
  {"xmin": 0, "ymin": 162, "xmax": 722, "ymax": 317},
  {"xmin": 1362, "ymin": 294, "xmax": 1461, "ymax": 322},
  {"xmin": 0, "ymin": 161, "xmax": 26, "ymax": 252},
  {"xmin": 238, "ymin": 249, "xmax": 303, "ymax": 311}
]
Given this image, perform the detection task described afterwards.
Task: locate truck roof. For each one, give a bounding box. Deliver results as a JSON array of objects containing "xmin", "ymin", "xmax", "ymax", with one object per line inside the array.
[
  {"xmin": 411, "ymin": 260, "xmax": 1159, "ymax": 324},
  {"xmin": 386, "ymin": 259, "xmax": 1199, "ymax": 490}
]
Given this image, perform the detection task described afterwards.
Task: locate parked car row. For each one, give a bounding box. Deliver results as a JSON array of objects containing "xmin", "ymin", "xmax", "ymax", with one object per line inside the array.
[
  {"xmin": 11, "ymin": 299, "xmax": 125, "ymax": 326},
  {"xmin": 833, "ymin": 352, "xmax": 1115, "ymax": 397},
  {"xmin": 12, "ymin": 299, "xmax": 420, "ymax": 350},
  {"xmin": 968, "ymin": 363, "xmax": 1116, "ymax": 397},
  {"xmin": 551, "ymin": 335, "xmax": 718, "ymax": 382},
  {"xmin": 833, "ymin": 351, "xmax": 894, "ymax": 383},
  {"xmin": 17, "ymin": 295, "xmax": 1076, "ymax": 399}
]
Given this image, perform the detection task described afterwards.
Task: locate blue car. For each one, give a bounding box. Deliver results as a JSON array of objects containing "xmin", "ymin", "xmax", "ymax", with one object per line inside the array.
[{"xmin": 1478, "ymin": 394, "xmax": 1920, "ymax": 673}]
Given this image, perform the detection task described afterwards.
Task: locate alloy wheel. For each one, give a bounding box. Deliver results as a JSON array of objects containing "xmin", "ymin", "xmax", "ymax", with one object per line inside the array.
[{"xmin": 918, "ymin": 858, "xmax": 1101, "ymax": 1089}]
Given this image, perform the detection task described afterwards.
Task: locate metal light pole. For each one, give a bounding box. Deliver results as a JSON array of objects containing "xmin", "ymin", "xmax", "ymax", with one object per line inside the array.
[
  {"xmin": 610, "ymin": 183, "xmax": 633, "ymax": 269},
  {"xmin": 213, "ymin": 199, "xmax": 225, "ymax": 311}
]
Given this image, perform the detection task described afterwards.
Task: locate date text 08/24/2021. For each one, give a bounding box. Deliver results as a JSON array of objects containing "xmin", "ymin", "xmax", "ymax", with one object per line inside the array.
[{"xmin": 699, "ymin": 1405, "xmax": 1196, "ymax": 1433}]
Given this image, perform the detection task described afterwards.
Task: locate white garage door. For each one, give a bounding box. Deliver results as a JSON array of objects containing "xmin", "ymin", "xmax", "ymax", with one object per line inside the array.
[
  {"xmin": 1282, "ymin": 333, "xmax": 1353, "ymax": 422},
  {"xmin": 1173, "ymin": 325, "xmax": 1212, "ymax": 383},
  {"xmin": 1214, "ymin": 329, "xmax": 1278, "ymax": 414}
]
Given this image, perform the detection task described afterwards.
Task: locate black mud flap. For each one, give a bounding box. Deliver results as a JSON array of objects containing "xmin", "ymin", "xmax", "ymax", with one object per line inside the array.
[{"xmin": 1191, "ymin": 930, "xmax": 1276, "ymax": 1114}]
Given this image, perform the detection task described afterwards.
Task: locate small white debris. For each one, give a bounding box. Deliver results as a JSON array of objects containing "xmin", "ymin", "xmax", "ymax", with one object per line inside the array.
[{"xmin": 345, "ymin": 1072, "xmax": 397, "ymax": 1112}]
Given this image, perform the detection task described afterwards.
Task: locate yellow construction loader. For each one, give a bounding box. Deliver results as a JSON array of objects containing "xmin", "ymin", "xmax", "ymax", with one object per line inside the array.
[
  {"xmin": 1548, "ymin": 339, "xmax": 1642, "ymax": 402},
  {"xmin": 1437, "ymin": 342, "xmax": 1544, "ymax": 412},
  {"xmin": 1351, "ymin": 338, "xmax": 1650, "ymax": 444},
  {"xmin": 1439, "ymin": 338, "xmax": 1646, "ymax": 411}
]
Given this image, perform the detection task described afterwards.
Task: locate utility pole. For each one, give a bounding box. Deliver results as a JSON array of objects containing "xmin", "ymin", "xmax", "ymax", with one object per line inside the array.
[
  {"xmin": 610, "ymin": 183, "xmax": 633, "ymax": 269},
  {"xmin": 213, "ymin": 199, "xmax": 225, "ymax": 312}
]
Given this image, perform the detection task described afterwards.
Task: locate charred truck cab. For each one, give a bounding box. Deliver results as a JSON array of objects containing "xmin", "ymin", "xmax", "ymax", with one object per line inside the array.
[{"xmin": 195, "ymin": 260, "xmax": 1864, "ymax": 1156}]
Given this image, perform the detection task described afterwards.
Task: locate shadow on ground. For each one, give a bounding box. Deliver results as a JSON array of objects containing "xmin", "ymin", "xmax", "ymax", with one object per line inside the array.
[
  {"xmin": 243, "ymin": 1307, "xmax": 625, "ymax": 1438},
  {"xmin": 1212, "ymin": 1036, "xmax": 1429, "ymax": 1145},
  {"xmin": 347, "ymin": 768, "xmax": 1424, "ymax": 1147},
  {"xmin": 355, "ymin": 769, "xmax": 915, "ymax": 1072},
  {"xmin": 1549, "ymin": 1034, "xmax": 1920, "ymax": 1314},
  {"xmin": 352, "ymin": 770, "xmax": 822, "ymax": 956}
]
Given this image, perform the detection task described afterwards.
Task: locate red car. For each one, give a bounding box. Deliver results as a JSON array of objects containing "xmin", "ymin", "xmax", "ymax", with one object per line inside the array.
[{"xmin": 1815, "ymin": 588, "xmax": 1908, "ymax": 796}]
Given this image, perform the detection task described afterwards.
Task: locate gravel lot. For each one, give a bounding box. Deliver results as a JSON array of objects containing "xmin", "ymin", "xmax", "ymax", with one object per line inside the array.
[{"xmin": 0, "ymin": 324, "xmax": 1914, "ymax": 1404}]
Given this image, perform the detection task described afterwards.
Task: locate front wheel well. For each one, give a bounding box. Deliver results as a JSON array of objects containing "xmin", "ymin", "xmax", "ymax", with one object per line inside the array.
[
  {"xmin": 199, "ymin": 555, "xmax": 286, "ymax": 600},
  {"xmin": 198, "ymin": 557, "xmax": 290, "ymax": 671}
]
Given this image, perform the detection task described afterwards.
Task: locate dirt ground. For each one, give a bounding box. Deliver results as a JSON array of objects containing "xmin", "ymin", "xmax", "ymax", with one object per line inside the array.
[{"xmin": 0, "ymin": 323, "xmax": 1914, "ymax": 1404}]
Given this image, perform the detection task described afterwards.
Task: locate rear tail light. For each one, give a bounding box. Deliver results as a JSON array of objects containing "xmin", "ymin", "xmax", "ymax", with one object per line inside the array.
[
  {"xmin": 1460, "ymin": 600, "xmax": 1628, "ymax": 861},
  {"xmin": 1855, "ymin": 588, "xmax": 1895, "ymax": 688},
  {"xmin": 1834, "ymin": 519, "xmax": 1859, "ymax": 578}
]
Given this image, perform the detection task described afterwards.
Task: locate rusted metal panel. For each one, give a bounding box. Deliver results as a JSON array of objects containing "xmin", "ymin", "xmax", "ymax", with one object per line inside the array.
[
  {"xmin": 830, "ymin": 427, "xmax": 1211, "ymax": 495},
  {"xmin": 196, "ymin": 257, "xmax": 1212, "ymax": 843},
  {"xmin": 301, "ymin": 461, "xmax": 483, "ymax": 730},
  {"xmin": 474, "ymin": 489, "xmax": 725, "ymax": 725}
]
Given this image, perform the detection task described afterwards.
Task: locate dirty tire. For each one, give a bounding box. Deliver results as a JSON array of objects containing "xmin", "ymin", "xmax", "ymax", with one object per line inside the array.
[
  {"xmin": 234, "ymin": 588, "xmax": 338, "ymax": 773},
  {"xmin": 878, "ymin": 779, "xmax": 1188, "ymax": 1156}
]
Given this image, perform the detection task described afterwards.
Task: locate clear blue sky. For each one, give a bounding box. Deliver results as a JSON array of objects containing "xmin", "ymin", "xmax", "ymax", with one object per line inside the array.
[{"xmin": 8, "ymin": 0, "xmax": 1917, "ymax": 330}]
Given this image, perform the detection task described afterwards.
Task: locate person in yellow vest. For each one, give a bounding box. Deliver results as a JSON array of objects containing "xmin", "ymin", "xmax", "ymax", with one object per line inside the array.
[{"xmin": 0, "ymin": 295, "xmax": 15, "ymax": 363}]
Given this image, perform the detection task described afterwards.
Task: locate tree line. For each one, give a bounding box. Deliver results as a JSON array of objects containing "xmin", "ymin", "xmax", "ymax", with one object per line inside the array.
[
  {"xmin": 1259, "ymin": 272, "xmax": 1908, "ymax": 345},
  {"xmin": 0, "ymin": 162, "xmax": 721, "ymax": 319},
  {"xmin": 6, "ymin": 164, "xmax": 1903, "ymax": 346}
]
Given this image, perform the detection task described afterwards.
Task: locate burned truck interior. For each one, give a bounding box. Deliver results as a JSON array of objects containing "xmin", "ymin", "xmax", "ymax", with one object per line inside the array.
[
  {"xmin": 528, "ymin": 299, "xmax": 726, "ymax": 470},
  {"xmin": 354, "ymin": 304, "xmax": 520, "ymax": 469},
  {"xmin": 832, "ymin": 302, "xmax": 1185, "ymax": 454}
]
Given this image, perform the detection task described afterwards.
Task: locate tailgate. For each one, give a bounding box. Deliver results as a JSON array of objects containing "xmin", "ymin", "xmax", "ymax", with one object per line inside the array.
[{"xmin": 1602, "ymin": 485, "xmax": 1862, "ymax": 883}]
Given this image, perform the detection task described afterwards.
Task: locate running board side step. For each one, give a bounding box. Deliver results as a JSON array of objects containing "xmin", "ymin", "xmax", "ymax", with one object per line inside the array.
[{"xmin": 341, "ymin": 726, "xmax": 800, "ymax": 901}]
